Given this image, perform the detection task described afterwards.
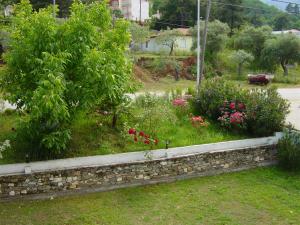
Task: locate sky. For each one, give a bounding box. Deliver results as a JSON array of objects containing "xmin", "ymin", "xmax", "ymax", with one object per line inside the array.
[{"xmin": 261, "ymin": 0, "xmax": 300, "ymax": 11}]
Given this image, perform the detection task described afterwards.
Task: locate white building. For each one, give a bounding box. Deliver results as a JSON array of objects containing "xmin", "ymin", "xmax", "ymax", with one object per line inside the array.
[
  {"xmin": 110, "ymin": 0, "xmax": 150, "ymax": 22},
  {"xmin": 140, "ymin": 28, "xmax": 194, "ymax": 53}
]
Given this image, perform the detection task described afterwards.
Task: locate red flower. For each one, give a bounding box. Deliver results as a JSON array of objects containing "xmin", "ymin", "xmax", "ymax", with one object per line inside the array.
[
  {"xmin": 154, "ymin": 139, "xmax": 159, "ymax": 145},
  {"xmin": 144, "ymin": 139, "xmax": 150, "ymax": 145},
  {"xmin": 229, "ymin": 102, "xmax": 235, "ymax": 110},
  {"xmin": 128, "ymin": 128, "xmax": 136, "ymax": 135},
  {"xmin": 134, "ymin": 136, "xmax": 138, "ymax": 142},
  {"xmin": 139, "ymin": 131, "xmax": 145, "ymax": 137},
  {"xmin": 144, "ymin": 134, "xmax": 150, "ymax": 139}
]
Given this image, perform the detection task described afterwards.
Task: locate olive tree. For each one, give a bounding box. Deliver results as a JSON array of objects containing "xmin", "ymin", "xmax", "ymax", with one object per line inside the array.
[
  {"xmin": 262, "ymin": 34, "xmax": 300, "ymax": 76},
  {"xmin": 129, "ymin": 22, "xmax": 150, "ymax": 51},
  {"xmin": 0, "ymin": 0, "xmax": 132, "ymax": 160},
  {"xmin": 191, "ymin": 20, "xmax": 230, "ymax": 62},
  {"xmin": 230, "ymin": 50, "xmax": 254, "ymax": 76},
  {"xmin": 155, "ymin": 28, "xmax": 181, "ymax": 56},
  {"xmin": 234, "ymin": 25, "xmax": 272, "ymax": 68}
]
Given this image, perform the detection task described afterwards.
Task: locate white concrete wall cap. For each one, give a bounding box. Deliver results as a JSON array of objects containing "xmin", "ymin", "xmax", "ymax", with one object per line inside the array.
[{"xmin": 0, "ymin": 134, "xmax": 281, "ymax": 176}]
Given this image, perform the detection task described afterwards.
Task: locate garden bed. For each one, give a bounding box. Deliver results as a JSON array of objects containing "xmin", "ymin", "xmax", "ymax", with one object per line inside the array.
[{"xmin": 0, "ymin": 94, "xmax": 246, "ymax": 165}]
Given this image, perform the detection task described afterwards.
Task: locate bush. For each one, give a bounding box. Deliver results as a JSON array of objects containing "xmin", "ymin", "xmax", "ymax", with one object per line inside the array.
[
  {"xmin": 194, "ymin": 78, "xmax": 247, "ymax": 119},
  {"xmin": 278, "ymin": 129, "xmax": 300, "ymax": 171},
  {"xmin": 244, "ymin": 88, "xmax": 289, "ymax": 136},
  {"xmin": 194, "ymin": 77, "xmax": 289, "ymax": 136}
]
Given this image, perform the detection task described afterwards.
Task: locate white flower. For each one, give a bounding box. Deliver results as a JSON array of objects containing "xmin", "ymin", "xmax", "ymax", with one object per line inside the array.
[{"xmin": 0, "ymin": 140, "xmax": 11, "ymax": 159}]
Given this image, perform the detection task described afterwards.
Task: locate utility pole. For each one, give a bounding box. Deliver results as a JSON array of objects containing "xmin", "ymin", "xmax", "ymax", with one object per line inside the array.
[
  {"xmin": 200, "ymin": 0, "xmax": 211, "ymax": 80},
  {"xmin": 196, "ymin": 0, "xmax": 201, "ymax": 97},
  {"xmin": 140, "ymin": 0, "xmax": 142, "ymax": 24},
  {"xmin": 53, "ymin": 0, "xmax": 56, "ymax": 18}
]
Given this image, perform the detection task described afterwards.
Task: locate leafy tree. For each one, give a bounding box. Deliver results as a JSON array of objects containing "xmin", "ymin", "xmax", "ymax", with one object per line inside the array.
[
  {"xmin": 234, "ymin": 25, "xmax": 272, "ymax": 68},
  {"xmin": 273, "ymin": 13, "xmax": 291, "ymax": 31},
  {"xmin": 191, "ymin": 20, "xmax": 230, "ymax": 62},
  {"xmin": 130, "ymin": 22, "xmax": 150, "ymax": 51},
  {"xmin": 230, "ymin": 50, "xmax": 254, "ymax": 76},
  {"xmin": 262, "ymin": 34, "xmax": 300, "ymax": 76},
  {"xmin": 215, "ymin": 0, "xmax": 244, "ymax": 35},
  {"xmin": 151, "ymin": 0, "xmax": 197, "ymax": 29},
  {"xmin": 0, "ymin": 0, "xmax": 132, "ymax": 160},
  {"xmin": 155, "ymin": 28, "xmax": 181, "ymax": 55}
]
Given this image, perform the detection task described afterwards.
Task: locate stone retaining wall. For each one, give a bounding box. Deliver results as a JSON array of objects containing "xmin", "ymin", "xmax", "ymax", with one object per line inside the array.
[{"xmin": 0, "ymin": 136, "xmax": 280, "ymax": 200}]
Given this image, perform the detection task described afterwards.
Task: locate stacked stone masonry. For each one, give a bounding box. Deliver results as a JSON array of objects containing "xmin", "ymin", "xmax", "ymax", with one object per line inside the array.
[{"xmin": 0, "ymin": 145, "xmax": 277, "ymax": 199}]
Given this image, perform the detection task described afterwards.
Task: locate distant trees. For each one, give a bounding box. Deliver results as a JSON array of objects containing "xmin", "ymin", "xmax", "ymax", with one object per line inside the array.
[
  {"xmin": 130, "ymin": 23, "xmax": 150, "ymax": 51},
  {"xmin": 214, "ymin": 0, "xmax": 244, "ymax": 35},
  {"xmin": 230, "ymin": 50, "xmax": 254, "ymax": 76},
  {"xmin": 192, "ymin": 20, "xmax": 230, "ymax": 61},
  {"xmin": 262, "ymin": 34, "xmax": 300, "ymax": 76},
  {"xmin": 234, "ymin": 25, "xmax": 272, "ymax": 68}
]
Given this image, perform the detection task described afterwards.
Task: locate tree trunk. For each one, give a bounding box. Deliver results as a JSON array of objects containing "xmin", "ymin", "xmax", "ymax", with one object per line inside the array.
[
  {"xmin": 238, "ymin": 63, "xmax": 242, "ymax": 77},
  {"xmin": 169, "ymin": 42, "xmax": 174, "ymax": 56},
  {"xmin": 281, "ymin": 61, "xmax": 288, "ymax": 76},
  {"xmin": 112, "ymin": 112, "xmax": 118, "ymax": 128}
]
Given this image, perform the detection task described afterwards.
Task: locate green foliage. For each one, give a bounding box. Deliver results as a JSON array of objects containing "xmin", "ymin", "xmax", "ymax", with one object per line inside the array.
[
  {"xmin": 155, "ymin": 28, "xmax": 181, "ymax": 56},
  {"xmin": 129, "ymin": 22, "xmax": 150, "ymax": 51},
  {"xmin": 191, "ymin": 20, "xmax": 230, "ymax": 61},
  {"xmin": 151, "ymin": 0, "xmax": 196, "ymax": 30},
  {"xmin": 230, "ymin": 50, "xmax": 254, "ymax": 76},
  {"xmin": 233, "ymin": 25, "xmax": 272, "ymax": 68},
  {"xmin": 0, "ymin": 0, "xmax": 132, "ymax": 160},
  {"xmin": 262, "ymin": 34, "xmax": 300, "ymax": 76},
  {"xmin": 195, "ymin": 78, "xmax": 246, "ymax": 119},
  {"xmin": 214, "ymin": 0, "xmax": 244, "ymax": 35},
  {"xmin": 278, "ymin": 129, "xmax": 300, "ymax": 171},
  {"xmin": 243, "ymin": 88, "xmax": 290, "ymax": 136},
  {"xmin": 194, "ymin": 77, "xmax": 289, "ymax": 136}
]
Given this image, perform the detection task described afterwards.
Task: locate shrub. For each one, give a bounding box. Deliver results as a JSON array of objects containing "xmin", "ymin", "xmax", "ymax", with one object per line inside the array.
[
  {"xmin": 244, "ymin": 88, "xmax": 289, "ymax": 136},
  {"xmin": 194, "ymin": 77, "xmax": 289, "ymax": 137},
  {"xmin": 194, "ymin": 77, "xmax": 247, "ymax": 119},
  {"xmin": 278, "ymin": 129, "xmax": 300, "ymax": 171},
  {"xmin": 218, "ymin": 100, "xmax": 247, "ymax": 130}
]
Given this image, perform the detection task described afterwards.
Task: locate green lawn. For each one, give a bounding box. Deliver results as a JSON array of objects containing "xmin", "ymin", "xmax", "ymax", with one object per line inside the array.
[{"xmin": 1, "ymin": 167, "xmax": 300, "ymax": 225}]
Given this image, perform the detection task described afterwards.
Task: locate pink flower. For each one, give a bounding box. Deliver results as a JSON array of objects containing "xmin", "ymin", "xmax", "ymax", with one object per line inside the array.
[
  {"xmin": 238, "ymin": 103, "xmax": 246, "ymax": 110},
  {"xmin": 172, "ymin": 98, "xmax": 187, "ymax": 107},
  {"xmin": 230, "ymin": 112, "xmax": 244, "ymax": 124},
  {"xmin": 229, "ymin": 102, "xmax": 235, "ymax": 110}
]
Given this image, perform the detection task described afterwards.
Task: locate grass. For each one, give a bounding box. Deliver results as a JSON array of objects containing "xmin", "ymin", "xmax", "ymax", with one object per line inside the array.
[
  {"xmin": 0, "ymin": 95, "xmax": 246, "ymax": 164},
  {"xmin": 1, "ymin": 167, "xmax": 300, "ymax": 225},
  {"xmin": 140, "ymin": 76, "xmax": 196, "ymax": 92}
]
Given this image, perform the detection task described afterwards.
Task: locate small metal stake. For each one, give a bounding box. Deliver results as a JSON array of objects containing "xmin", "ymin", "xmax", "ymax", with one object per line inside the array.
[{"xmin": 165, "ymin": 140, "xmax": 170, "ymax": 149}]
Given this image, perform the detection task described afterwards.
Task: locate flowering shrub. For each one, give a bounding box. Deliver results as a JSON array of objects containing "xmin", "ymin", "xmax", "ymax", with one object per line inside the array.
[
  {"xmin": 172, "ymin": 98, "xmax": 187, "ymax": 107},
  {"xmin": 0, "ymin": 140, "xmax": 11, "ymax": 159},
  {"xmin": 190, "ymin": 116, "xmax": 208, "ymax": 127},
  {"xmin": 172, "ymin": 98, "xmax": 190, "ymax": 119},
  {"xmin": 128, "ymin": 128, "xmax": 158, "ymax": 146},
  {"xmin": 218, "ymin": 101, "xmax": 246, "ymax": 129}
]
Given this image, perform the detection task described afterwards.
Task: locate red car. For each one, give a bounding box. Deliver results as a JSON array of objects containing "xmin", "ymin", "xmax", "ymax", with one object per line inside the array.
[{"xmin": 248, "ymin": 74, "xmax": 270, "ymax": 85}]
